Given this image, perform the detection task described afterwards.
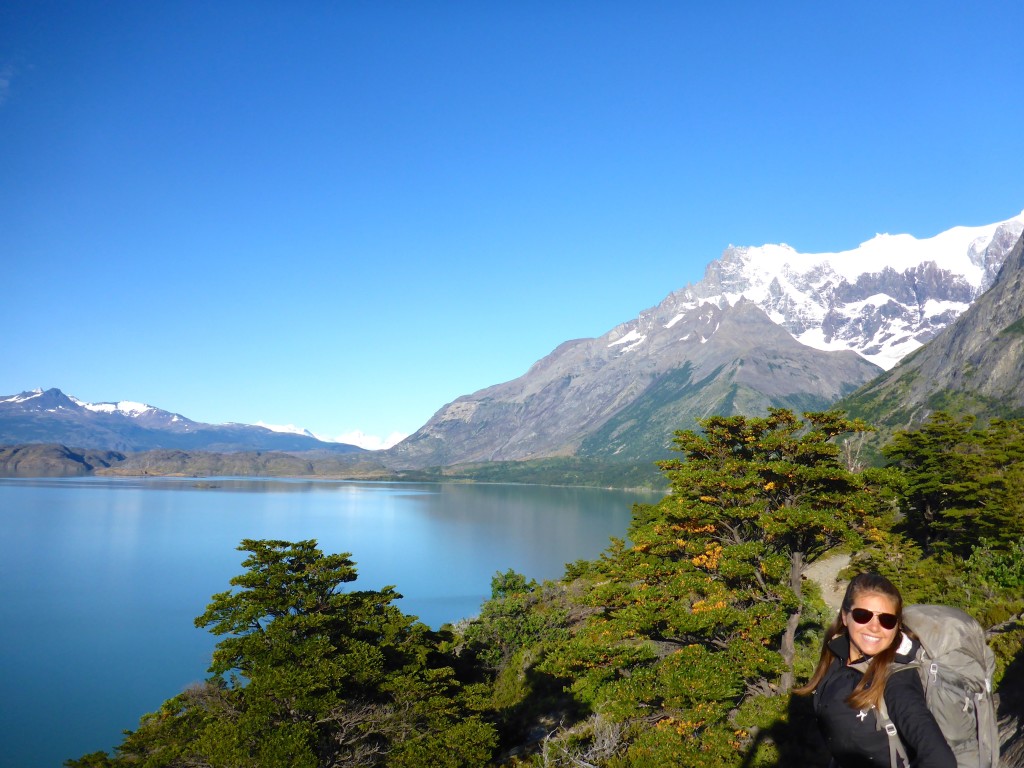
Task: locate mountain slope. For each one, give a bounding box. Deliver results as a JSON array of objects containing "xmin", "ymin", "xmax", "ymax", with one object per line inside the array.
[
  {"xmin": 387, "ymin": 299, "xmax": 881, "ymax": 468},
  {"xmin": 840, "ymin": 230, "xmax": 1024, "ymax": 430},
  {"xmin": 0, "ymin": 444, "xmax": 126, "ymax": 476},
  {"xmin": 0, "ymin": 389, "xmax": 364, "ymax": 454}
]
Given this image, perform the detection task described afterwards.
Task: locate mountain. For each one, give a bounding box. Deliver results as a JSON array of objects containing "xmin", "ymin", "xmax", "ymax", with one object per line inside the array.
[
  {"xmin": 387, "ymin": 211, "xmax": 1024, "ymax": 469},
  {"xmin": 388, "ymin": 299, "xmax": 881, "ymax": 469},
  {"xmin": 0, "ymin": 389, "xmax": 365, "ymax": 454},
  {"xmin": 840, "ymin": 229, "xmax": 1024, "ymax": 431},
  {"xmin": 679, "ymin": 212, "xmax": 1023, "ymax": 370}
]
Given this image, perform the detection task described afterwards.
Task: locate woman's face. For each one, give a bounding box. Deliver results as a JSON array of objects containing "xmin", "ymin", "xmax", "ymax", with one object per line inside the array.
[{"xmin": 842, "ymin": 591, "xmax": 899, "ymax": 661}]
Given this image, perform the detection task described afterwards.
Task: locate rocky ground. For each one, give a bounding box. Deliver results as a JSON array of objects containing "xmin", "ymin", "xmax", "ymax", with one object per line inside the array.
[{"xmin": 803, "ymin": 552, "xmax": 850, "ymax": 613}]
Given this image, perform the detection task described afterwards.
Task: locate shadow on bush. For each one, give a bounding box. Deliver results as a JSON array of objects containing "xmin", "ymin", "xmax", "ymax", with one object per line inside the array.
[
  {"xmin": 740, "ymin": 693, "xmax": 831, "ymax": 768},
  {"xmin": 997, "ymin": 632, "xmax": 1024, "ymax": 764}
]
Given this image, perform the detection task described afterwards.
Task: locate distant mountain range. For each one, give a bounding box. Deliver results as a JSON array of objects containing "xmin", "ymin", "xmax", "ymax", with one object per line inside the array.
[
  {"xmin": 5, "ymin": 210, "xmax": 1023, "ymax": 478},
  {"xmin": 692, "ymin": 216, "xmax": 1023, "ymax": 369},
  {"xmin": 387, "ymin": 211, "xmax": 1024, "ymax": 469},
  {"xmin": 0, "ymin": 389, "xmax": 364, "ymax": 454}
]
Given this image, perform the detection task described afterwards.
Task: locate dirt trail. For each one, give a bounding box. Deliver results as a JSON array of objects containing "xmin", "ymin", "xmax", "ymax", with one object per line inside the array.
[{"xmin": 803, "ymin": 552, "xmax": 850, "ymax": 613}]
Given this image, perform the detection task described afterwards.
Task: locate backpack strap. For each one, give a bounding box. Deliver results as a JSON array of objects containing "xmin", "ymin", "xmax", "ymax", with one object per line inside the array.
[
  {"xmin": 973, "ymin": 685, "xmax": 999, "ymax": 768},
  {"xmin": 874, "ymin": 697, "xmax": 909, "ymax": 768}
]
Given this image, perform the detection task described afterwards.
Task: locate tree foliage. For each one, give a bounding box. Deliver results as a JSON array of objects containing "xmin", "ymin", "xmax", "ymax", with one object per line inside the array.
[
  {"xmin": 536, "ymin": 409, "xmax": 882, "ymax": 765},
  {"xmin": 68, "ymin": 539, "xmax": 495, "ymax": 768},
  {"xmin": 462, "ymin": 569, "xmax": 570, "ymax": 671},
  {"xmin": 883, "ymin": 412, "xmax": 1024, "ymax": 555}
]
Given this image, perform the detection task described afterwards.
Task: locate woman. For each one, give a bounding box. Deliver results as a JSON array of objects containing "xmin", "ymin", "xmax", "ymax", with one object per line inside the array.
[{"xmin": 795, "ymin": 573, "xmax": 956, "ymax": 767}]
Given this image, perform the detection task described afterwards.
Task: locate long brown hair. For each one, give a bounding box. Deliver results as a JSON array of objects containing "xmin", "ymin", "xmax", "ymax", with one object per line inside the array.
[{"xmin": 794, "ymin": 573, "xmax": 908, "ymax": 711}]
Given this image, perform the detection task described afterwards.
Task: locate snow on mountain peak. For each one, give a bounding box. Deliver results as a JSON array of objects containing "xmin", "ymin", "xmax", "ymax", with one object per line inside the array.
[
  {"xmin": 255, "ymin": 421, "xmax": 317, "ymax": 439},
  {"xmin": 0, "ymin": 389, "xmax": 44, "ymax": 404},
  {"xmin": 70, "ymin": 396, "xmax": 155, "ymax": 417},
  {"xmin": 332, "ymin": 430, "xmax": 408, "ymax": 451},
  {"xmin": 732, "ymin": 213, "xmax": 1024, "ymax": 284},
  {"xmin": 253, "ymin": 422, "xmax": 405, "ymax": 450},
  {"xmin": 608, "ymin": 328, "xmax": 647, "ymax": 351},
  {"xmin": 685, "ymin": 211, "xmax": 1024, "ymax": 370}
]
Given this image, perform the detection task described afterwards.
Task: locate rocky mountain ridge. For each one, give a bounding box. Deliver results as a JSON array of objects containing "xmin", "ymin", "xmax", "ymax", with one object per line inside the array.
[
  {"xmin": 662, "ymin": 212, "xmax": 1023, "ymax": 369},
  {"xmin": 387, "ymin": 299, "xmax": 882, "ymax": 468},
  {"xmin": 840, "ymin": 228, "xmax": 1024, "ymax": 430},
  {"xmin": 0, "ymin": 443, "xmax": 126, "ymax": 476}
]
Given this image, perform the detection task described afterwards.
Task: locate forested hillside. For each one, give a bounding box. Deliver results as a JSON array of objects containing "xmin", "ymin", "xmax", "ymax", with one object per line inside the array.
[{"xmin": 67, "ymin": 410, "xmax": 1024, "ymax": 768}]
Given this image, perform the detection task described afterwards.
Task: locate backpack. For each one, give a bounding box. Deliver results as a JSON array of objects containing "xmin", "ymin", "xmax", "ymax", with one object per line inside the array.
[{"xmin": 874, "ymin": 604, "xmax": 999, "ymax": 768}]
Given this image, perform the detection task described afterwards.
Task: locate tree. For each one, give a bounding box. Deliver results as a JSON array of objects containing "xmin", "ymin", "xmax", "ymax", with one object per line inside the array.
[
  {"xmin": 71, "ymin": 539, "xmax": 496, "ymax": 768},
  {"xmin": 974, "ymin": 419, "xmax": 1024, "ymax": 549},
  {"xmin": 540, "ymin": 410, "xmax": 883, "ymax": 765},
  {"xmin": 653, "ymin": 409, "xmax": 880, "ymax": 691},
  {"xmin": 883, "ymin": 412, "xmax": 982, "ymax": 553},
  {"xmin": 884, "ymin": 413, "xmax": 1024, "ymax": 556},
  {"xmin": 188, "ymin": 538, "xmax": 414, "ymax": 766},
  {"xmin": 462, "ymin": 569, "xmax": 569, "ymax": 671}
]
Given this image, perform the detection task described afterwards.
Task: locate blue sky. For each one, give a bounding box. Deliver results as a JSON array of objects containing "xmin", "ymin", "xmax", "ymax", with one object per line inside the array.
[{"xmin": 2, "ymin": 2, "xmax": 1023, "ymax": 448}]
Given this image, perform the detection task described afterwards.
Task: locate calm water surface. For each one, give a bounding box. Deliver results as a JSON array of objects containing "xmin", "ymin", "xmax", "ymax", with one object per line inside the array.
[{"xmin": 0, "ymin": 476, "xmax": 659, "ymax": 767}]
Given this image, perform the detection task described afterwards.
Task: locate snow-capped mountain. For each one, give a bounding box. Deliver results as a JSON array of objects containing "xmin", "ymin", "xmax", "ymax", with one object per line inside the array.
[
  {"xmin": 843, "ymin": 227, "xmax": 1024, "ymax": 432},
  {"xmin": 0, "ymin": 388, "xmax": 363, "ymax": 454},
  {"xmin": 67, "ymin": 393, "xmax": 199, "ymax": 431},
  {"xmin": 255, "ymin": 422, "xmax": 406, "ymax": 450},
  {"xmin": 670, "ymin": 211, "xmax": 1024, "ymax": 369},
  {"xmin": 255, "ymin": 421, "xmax": 320, "ymax": 440},
  {"xmin": 387, "ymin": 211, "xmax": 1024, "ymax": 468}
]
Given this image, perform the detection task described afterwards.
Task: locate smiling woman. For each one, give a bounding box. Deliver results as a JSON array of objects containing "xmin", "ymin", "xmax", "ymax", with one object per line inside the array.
[
  {"xmin": 795, "ymin": 573, "xmax": 956, "ymax": 768},
  {"xmin": 844, "ymin": 593, "xmax": 900, "ymax": 661}
]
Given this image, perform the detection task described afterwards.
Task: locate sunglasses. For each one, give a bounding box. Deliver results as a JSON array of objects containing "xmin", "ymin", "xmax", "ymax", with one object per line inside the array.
[{"xmin": 849, "ymin": 607, "xmax": 899, "ymax": 630}]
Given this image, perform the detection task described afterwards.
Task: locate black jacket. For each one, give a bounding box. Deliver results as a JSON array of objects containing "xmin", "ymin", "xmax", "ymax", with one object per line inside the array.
[{"xmin": 812, "ymin": 634, "xmax": 956, "ymax": 768}]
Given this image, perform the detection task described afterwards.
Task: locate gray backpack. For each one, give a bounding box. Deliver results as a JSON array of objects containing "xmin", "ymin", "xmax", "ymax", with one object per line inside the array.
[{"xmin": 875, "ymin": 604, "xmax": 999, "ymax": 768}]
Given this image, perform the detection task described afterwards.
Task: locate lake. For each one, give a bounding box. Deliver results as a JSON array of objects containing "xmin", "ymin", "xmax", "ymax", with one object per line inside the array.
[{"xmin": 0, "ymin": 476, "xmax": 660, "ymax": 767}]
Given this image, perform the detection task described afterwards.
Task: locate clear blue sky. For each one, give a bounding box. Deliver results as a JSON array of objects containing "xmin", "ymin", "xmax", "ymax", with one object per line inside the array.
[{"xmin": 2, "ymin": 2, "xmax": 1023, "ymax": 448}]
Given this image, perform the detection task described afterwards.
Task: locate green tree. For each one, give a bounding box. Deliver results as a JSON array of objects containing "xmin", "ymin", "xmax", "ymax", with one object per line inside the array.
[
  {"xmin": 884, "ymin": 413, "xmax": 1024, "ymax": 555},
  {"xmin": 540, "ymin": 409, "xmax": 882, "ymax": 766},
  {"xmin": 884, "ymin": 412, "xmax": 982, "ymax": 553},
  {"xmin": 187, "ymin": 539, "xmax": 411, "ymax": 766},
  {"xmin": 462, "ymin": 569, "xmax": 569, "ymax": 671},
  {"xmin": 654, "ymin": 409, "xmax": 879, "ymax": 691},
  {"xmin": 974, "ymin": 419, "xmax": 1024, "ymax": 548},
  {"xmin": 69, "ymin": 539, "xmax": 495, "ymax": 768}
]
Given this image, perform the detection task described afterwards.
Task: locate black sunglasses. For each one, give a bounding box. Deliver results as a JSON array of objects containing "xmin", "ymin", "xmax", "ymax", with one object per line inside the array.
[{"xmin": 849, "ymin": 607, "xmax": 899, "ymax": 630}]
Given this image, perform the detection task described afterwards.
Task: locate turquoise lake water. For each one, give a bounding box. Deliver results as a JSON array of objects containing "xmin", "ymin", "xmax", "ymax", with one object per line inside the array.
[{"xmin": 0, "ymin": 477, "xmax": 658, "ymax": 767}]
